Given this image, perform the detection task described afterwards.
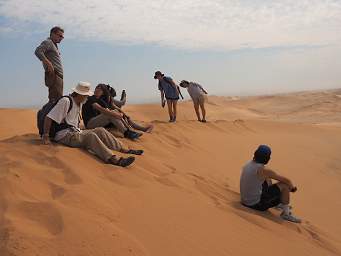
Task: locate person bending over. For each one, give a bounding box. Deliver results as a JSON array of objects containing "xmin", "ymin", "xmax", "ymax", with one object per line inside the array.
[
  {"xmin": 154, "ymin": 71, "xmax": 181, "ymax": 122},
  {"xmin": 179, "ymin": 80, "xmax": 208, "ymax": 122}
]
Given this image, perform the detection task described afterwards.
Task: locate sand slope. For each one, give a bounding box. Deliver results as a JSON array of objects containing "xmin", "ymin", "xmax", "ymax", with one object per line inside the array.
[{"xmin": 1, "ymin": 89, "xmax": 341, "ymax": 256}]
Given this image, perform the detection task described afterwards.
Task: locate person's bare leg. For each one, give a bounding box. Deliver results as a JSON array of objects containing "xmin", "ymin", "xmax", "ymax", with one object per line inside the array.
[
  {"xmin": 172, "ymin": 100, "xmax": 178, "ymax": 121},
  {"xmin": 275, "ymin": 182, "xmax": 301, "ymax": 222},
  {"xmin": 193, "ymin": 101, "xmax": 201, "ymax": 121},
  {"xmin": 276, "ymin": 182, "xmax": 290, "ymax": 205},
  {"xmin": 166, "ymin": 100, "xmax": 173, "ymax": 121},
  {"xmin": 127, "ymin": 118, "xmax": 153, "ymax": 133},
  {"xmin": 199, "ymin": 99, "xmax": 206, "ymax": 122}
]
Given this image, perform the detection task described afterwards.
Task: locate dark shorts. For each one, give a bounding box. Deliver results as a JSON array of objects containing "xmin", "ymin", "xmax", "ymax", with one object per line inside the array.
[
  {"xmin": 165, "ymin": 97, "xmax": 179, "ymax": 101},
  {"xmin": 244, "ymin": 182, "xmax": 281, "ymax": 211}
]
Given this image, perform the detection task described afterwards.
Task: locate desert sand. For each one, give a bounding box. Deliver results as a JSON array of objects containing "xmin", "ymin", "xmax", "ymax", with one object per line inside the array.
[{"xmin": 1, "ymin": 89, "xmax": 341, "ymax": 256}]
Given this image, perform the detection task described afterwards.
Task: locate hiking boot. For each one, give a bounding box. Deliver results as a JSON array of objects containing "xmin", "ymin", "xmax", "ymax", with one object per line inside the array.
[{"xmin": 280, "ymin": 212, "xmax": 301, "ymax": 223}]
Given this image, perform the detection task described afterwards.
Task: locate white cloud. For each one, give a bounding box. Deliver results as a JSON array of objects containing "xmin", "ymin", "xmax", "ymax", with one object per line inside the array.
[{"xmin": 0, "ymin": 0, "xmax": 340, "ymax": 50}]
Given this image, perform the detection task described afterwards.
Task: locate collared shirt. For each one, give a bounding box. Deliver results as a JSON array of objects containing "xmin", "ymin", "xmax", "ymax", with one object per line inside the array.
[{"xmin": 35, "ymin": 37, "xmax": 63, "ymax": 78}]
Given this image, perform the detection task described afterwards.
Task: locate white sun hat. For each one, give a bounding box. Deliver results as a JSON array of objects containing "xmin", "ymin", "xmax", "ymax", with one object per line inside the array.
[{"xmin": 72, "ymin": 81, "xmax": 93, "ymax": 96}]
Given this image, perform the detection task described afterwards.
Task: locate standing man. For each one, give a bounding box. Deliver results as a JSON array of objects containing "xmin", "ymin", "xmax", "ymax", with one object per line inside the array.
[{"xmin": 35, "ymin": 26, "xmax": 64, "ymax": 102}]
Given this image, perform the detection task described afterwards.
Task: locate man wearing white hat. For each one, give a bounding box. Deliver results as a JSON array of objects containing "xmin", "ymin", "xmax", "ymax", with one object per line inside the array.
[{"xmin": 42, "ymin": 82, "xmax": 142, "ymax": 167}]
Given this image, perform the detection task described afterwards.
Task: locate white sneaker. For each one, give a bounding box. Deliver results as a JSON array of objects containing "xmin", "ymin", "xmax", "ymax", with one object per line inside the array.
[{"xmin": 280, "ymin": 212, "xmax": 302, "ymax": 223}]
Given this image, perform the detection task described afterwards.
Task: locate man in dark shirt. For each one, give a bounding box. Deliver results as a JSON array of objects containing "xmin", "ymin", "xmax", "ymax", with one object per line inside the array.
[
  {"xmin": 82, "ymin": 95, "xmax": 109, "ymax": 127},
  {"xmin": 35, "ymin": 26, "xmax": 64, "ymax": 102},
  {"xmin": 82, "ymin": 85, "xmax": 142, "ymax": 140}
]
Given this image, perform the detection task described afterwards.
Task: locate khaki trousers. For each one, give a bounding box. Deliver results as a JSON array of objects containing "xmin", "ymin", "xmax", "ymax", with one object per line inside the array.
[
  {"xmin": 45, "ymin": 72, "xmax": 63, "ymax": 102},
  {"xmin": 87, "ymin": 114, "xmax": 127, "ymax": 133},
  {"xmin": 87, "ymin": 113, "xmax": 147, "ymax": 132},
  {"xmin": 58, "ymin": 127, "xmax": 123, "ymax": 162}
]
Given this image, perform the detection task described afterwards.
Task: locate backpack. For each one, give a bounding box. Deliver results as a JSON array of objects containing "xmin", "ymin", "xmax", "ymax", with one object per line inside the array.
[
  {"xmin": 163, "ymin": 77, "xmax": 184, "ymax": 99},
  {"xmin": 37, "ymin": 96, "xmax": 73, "ymax": 138}
]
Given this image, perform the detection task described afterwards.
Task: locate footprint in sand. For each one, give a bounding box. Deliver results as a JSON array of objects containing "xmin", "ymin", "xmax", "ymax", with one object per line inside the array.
[
  {"xmin": 0, "ymin": 155, "xmax": 22, "ymax": 178},
  {"xmin": 16, "ymin": 201, "xmax": 64, "ymax": 236},
  {"xmin": 49, "ymin": 183, "xmax": 66, "ymax": 199},
  {"xmin": 187, "ymin": 173, "xmax": 238, "ymax": 208},
  {"xmin": 33, "ymin": 152, "xmax": 82, "ymax": 185},
  {"xmin": 154, "ymin": 176, "xmax": 181, "ymax": 188},
  {"xmin": 163, "ymin": 163, "xmax": 176, "ymax": 173},
  {"xmin": 299, "ymin": 223, "xmax": 341, "ymax": 255}
]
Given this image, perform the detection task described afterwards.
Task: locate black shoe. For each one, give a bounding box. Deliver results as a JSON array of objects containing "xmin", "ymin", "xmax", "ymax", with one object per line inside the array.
[
  {"xmin": 124, "ymin": 130, "xmax": 143, "ymax": 140},
  {"xmin": 116, "ymin": 156, "xmax": 135, "ymax": 167},
  {"xmin": 127, "ymin": 149, "xmax": 144, "ymax": 155}
]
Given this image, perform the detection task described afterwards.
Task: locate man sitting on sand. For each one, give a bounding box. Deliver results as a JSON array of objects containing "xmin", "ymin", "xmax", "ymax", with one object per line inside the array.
[
  {"xmin": 240, "ymin": 145, "xmax": 301, "ymax": 223},
  {"xmin": 42, "ymin": 82, "xmax": 143, "ymax": 167},
  {"xmin": 82, "ymin": 84, "xmax": 153, "ymax": 139},
  {"xmin": 179, "ymin": 80, "xmax": 208, "ymax": 122}
]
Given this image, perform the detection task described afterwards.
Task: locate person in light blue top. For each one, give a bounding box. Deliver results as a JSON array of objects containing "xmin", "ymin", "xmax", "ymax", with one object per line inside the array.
[{"xmin": 154, "ymin": 71, "xmax": 183, "ymax": 122}]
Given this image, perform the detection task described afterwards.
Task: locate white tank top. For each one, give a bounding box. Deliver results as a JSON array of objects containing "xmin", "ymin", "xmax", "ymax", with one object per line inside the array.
[{"xmin": 240, "ymin": 160, "xmax": 265, "ymax": 205}]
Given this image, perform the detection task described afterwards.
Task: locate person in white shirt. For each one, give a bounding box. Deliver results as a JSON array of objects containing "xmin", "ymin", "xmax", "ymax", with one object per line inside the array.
[
  {"xmin": 179, "ymin": 80, "xmax": 208, "ymax": 122},
  {"xmin": 42, "ymin": 82, "xmax": 143, "ymax": 167}
]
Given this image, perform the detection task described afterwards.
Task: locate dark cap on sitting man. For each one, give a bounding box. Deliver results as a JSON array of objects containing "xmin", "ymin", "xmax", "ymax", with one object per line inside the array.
[{"xmin": 254, "ymin": 145, "xmax": 271, "ymax": 165}]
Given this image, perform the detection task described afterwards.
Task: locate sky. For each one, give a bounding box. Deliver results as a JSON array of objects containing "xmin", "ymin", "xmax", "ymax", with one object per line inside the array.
[{"xmin": 0, "ymin": 0, "xmax": 341, "ymax": 107}]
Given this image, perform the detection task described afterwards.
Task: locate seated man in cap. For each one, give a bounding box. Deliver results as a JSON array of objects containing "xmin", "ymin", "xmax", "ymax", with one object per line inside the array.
[
  {"xmin": 42, "ymin": 82, "xmax": 143, "ymax": 167},
  {"xmin": 240, "ymin": 145, "xmax": 301, "ymax": 223}
]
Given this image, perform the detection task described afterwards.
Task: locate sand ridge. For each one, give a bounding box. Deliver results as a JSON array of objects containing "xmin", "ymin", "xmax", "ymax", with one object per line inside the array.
[{"xmin": 1, "ymin": 89, "xmax": 341, "ymax": 255}]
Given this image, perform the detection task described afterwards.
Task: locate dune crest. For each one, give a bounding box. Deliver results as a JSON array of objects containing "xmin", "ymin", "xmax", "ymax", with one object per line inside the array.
[{"xmin": 1, "ymin": 89, "xmax": 341, "ymax": 255}]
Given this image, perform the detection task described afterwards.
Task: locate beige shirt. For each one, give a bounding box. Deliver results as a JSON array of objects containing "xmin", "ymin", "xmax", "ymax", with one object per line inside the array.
[{"xmin": 187, "ymin": 82, "xmax": 205, "ymax": 100}]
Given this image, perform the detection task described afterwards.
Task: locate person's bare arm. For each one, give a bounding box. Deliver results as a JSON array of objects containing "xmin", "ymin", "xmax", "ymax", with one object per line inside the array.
[
  {"xmin": 201, "ymin": 86, "xmax": 208, "ymax": 94},
  {"xmin": 92, "ymin": 103, "xmax": 123, "ymax": 119},
  {"xmin": 259, "ymin": 168, "xmax": 295, "ymax": 190},
  {"xmin": 160, "ymin": 91, "xmax": 165, "ymax": 107},
  {"xmin": 42, "ymin": 116, "xmax": 53, "ymax": 144},
  {"xmin": 110, "ymin": 102, "xmax": 132, "ymax": 119}
]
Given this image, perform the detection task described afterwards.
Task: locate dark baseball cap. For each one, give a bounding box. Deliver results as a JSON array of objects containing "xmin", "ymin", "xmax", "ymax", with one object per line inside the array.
[
  {"xmin": 254, "ymin": 145, "xmax": 271, "ymax": 164},
  {"xmin": 154, "ymin": 71, "xmax": 164, "ymax": 79}
]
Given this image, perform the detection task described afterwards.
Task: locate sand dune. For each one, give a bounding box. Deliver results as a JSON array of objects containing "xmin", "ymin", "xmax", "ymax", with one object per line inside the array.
[{"xmin": 1, "ymin": 89, "xmax": 341, "ymax": 256}]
